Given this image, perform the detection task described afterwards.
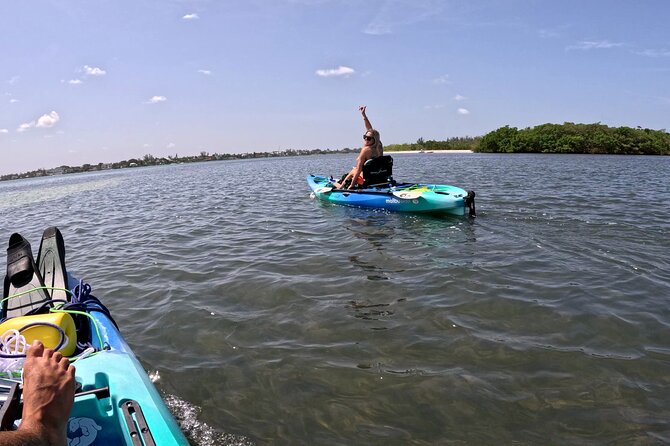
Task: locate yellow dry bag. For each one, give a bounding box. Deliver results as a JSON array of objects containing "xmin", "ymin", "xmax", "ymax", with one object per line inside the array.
[{"xmin": 0, "ymin": 312, "xmax": 77, "ymax": 356}]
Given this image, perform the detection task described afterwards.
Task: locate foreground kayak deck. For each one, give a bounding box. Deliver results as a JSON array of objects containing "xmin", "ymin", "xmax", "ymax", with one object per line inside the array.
[
  {"xmin": 307, "ymin": 175, "xmax": 476, "ymax": 216},
  {"xmin": 0, "ymin": 283, "xmax": 189, "ymax": 445},
  {"xmin": 0, "ymin": 228, "xmax": 189, "ymax": 444},
  {"xmin": 69, "ymin": 302, "xmax": 189, "ymax": 445}
]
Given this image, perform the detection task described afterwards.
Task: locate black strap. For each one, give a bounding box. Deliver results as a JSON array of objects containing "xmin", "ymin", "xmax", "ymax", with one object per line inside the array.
[{"xmin": 122, "ymin": 400, "xmax": 156, "ymax": 446}]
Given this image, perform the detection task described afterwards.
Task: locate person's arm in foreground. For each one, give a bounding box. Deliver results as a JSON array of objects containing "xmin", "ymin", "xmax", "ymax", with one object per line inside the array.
[{"xmin": 0, "ymin": 341, "xmax": 75, "ymax": 446}]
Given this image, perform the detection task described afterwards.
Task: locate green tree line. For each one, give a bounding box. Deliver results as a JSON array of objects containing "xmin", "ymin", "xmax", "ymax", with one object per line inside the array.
[
  {"xmin": 386, "ymin": 136, "xmax": 481, "ymax": 152},
  {"xmin": 386, "ymin": 123, "xmax": 669, "ymax": 155},
  {"xmin": 478, "ymin": 123, "xmax": 670, "ymax": 155}
]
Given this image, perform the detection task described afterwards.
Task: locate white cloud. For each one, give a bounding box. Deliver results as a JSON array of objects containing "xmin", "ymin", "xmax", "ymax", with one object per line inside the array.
[
  {"xmin": 0, "ymin": 129, "xmax": 8, "ymax": 134},
  {"xmin": 146, "ymin": 95, "xmax": 167, "ymax": 104},
  {"xmin": 538, "ymin": 29, "xmax": 560, "ymax": 39},
  {"xmin": 17, "ymin": 122, "xmax": 34, "ymax": 132},
  {"xmin": 198, "ymin": 69, "xmax": 212, "ymax": 75},
  {"xmin": 635, "ymin": 48, "xmax": 670, "ymax": 58},
  {"xmin": 17, "ymin": 111, "xmax": 60, "ymax": 132},
  {"xmin": 432, "ymin": 74, "xmax": 451, "ymax": 85},
  {"xmin": 37, "ymin": 111, "xmax": 60, "ymax": 128},
  {"xmin": 83, "ymin": 65, "xmax": 106, "ymax": 76},
  {"xmin": 454, "ymin": 94, "xmax": 467, "ymax": 101},
  {"xmin": 424, "ymin": 104, "xmax": 444, "ymax": 109},
  {"xmin": 64, "ymin": 65, "xmax": 105, "ymax": 85},
  {"xmin": 364, "ymin": 23, "xmax": 392, "ymax": 36},
  {"xmin": 9, "ymin": 98, "xmax": 19, "ymax": 103},
  {"xmin": 167, "ymin": 142, "xmax": 176, "ymax": 149},
  {"xmin": 457, "ymin": 108, "xmax": 470, "ymax": 115},
  {"xmin": 315, "ymin": 66, "xmax": 355, "ymax": 77},
  {"xmin": 566, "ymin": 40, "xmax": 624, "ymax": 51},
  {"xmin": 183, "ymin": 13, "xmax": 199, "ymax": 20},
  {"xmin": 7, "ymin": 76, "xmax": 20, "ymax": 85}
]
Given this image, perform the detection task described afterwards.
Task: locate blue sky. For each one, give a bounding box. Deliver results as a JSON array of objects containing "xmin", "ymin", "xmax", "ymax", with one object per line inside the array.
[{"xmin": 1, "ymin": 0, "xmax": 668, "ymax": 174}]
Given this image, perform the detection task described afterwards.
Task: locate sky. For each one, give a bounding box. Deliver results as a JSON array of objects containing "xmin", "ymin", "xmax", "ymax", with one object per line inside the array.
[{"xmin": 1, "ymin": 0, "xmax": 669, "ymax": 174}]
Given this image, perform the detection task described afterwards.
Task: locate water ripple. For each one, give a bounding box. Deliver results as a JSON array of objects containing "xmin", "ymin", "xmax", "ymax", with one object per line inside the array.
[{"xmin": 1, "ymin": 154, "xmax": 669, "ymax": 444}]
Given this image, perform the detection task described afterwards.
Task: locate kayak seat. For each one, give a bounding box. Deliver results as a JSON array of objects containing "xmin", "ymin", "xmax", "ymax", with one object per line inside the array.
[{"xmin": 363, "ymin": 155, "xmax": 395, "ymax": 187}]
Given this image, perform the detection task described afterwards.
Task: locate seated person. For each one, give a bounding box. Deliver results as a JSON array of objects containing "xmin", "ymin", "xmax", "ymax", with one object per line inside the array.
[{"xmin": 335, "ymin": 106, "xmax": 384, "ymax": 189}]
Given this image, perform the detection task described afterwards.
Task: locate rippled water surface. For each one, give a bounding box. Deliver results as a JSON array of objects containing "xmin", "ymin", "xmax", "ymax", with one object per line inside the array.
[{"xmin": 1, "ymin": 153, "xmax": 669, "ymax": 445}]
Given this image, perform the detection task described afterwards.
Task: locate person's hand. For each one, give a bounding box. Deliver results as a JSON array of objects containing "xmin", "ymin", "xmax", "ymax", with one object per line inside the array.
[
  {"xmin": 19, "ymin": 340, "xmax": 76, "ymax": 446},
  {"xmin": 359, "ymin": 105, "xmax": 366, "ymax": 114}
]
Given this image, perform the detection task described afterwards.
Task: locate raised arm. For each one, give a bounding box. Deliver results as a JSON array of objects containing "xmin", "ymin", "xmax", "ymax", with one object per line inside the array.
[{"xmin": 359, "ymin": 106, "xmax": 372, "ymax": 131}]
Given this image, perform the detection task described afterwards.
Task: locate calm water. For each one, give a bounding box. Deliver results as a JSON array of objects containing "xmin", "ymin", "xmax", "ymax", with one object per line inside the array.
[{"xmin": 1, "ymin": 153, "xmax": 669, "ymax": 445}]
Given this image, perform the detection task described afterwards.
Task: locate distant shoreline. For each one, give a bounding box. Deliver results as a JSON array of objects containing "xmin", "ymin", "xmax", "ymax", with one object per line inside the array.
[
  {"xmin": 4, "ymin": 122, "xmax": 667, "ymax": 180},
  {"xmin": 0, "ymin": 149, "xmax": 474, "ymax": 182}
]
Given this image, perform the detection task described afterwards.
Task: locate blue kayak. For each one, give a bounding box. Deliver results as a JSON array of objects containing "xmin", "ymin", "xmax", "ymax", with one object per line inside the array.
[
  {"xmin": 307, "ymin": 175, "xmax": 476, "ymax": 216},
  {"xmin": 307, "ymin": 155, "xmax": 475, "ymax": 216}
]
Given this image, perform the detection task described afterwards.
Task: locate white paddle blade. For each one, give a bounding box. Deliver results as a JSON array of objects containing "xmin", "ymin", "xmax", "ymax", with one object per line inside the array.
[
  {"xmin": 392, "ymin": 191, "xmax": 422, "ymax": 199},
  {"xmin": 315, "ymin": 187, "xmax": 333, "ymax": 194}
]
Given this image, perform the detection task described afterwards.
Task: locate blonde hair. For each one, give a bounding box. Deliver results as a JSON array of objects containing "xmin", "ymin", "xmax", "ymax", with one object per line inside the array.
[{"xmin": 368, "ymin": 129, "xmax": 383, "ymax": 155}]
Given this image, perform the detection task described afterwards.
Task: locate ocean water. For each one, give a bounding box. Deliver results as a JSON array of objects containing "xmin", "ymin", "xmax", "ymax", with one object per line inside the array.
[{"xmin": 1, "ymin": 153, "xmax": 669, "ymax": 445}]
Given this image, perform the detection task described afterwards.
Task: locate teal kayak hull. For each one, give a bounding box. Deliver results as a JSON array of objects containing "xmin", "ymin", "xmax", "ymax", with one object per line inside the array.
[
  {"xmin": 307, "ymin": 175, "xmax": 474, "ymax": 216},
  {"xmin": 67, "ymin": 297, "xmax": 189, "ymax": 445}
]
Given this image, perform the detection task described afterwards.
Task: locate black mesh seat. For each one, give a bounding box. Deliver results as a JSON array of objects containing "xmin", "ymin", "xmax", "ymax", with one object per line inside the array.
[{"xmin": 362, "ymin": 155, "xmax": 394, "ymax": 187}]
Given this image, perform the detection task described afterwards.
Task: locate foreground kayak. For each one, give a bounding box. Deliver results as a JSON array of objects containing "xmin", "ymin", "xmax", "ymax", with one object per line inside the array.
[
  {"xmin": 307, "ymin": 175, "xmax": 476, "ymax": 217},
  {"xmin": 66, "ymin": 286, "xmax": 189, "ymax": 445},
  {"xmin": 0, "ymin": 282, "xmax": 190, "ymax": 445},
  {"xmin": 0, "ymin": 228, "xmax": 189, "ymax": 445}
]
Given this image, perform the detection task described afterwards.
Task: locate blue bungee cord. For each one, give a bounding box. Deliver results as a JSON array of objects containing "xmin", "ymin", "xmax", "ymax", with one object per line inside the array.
[
  {"xmin": 72, "ymin": 280, "xmax": 92, "ymax": 304},
  {"xmin": 69, "ymin": 278, "xmax": 118, "ymax": 329},
  {"xmin": 57, "ymin": 278, "xmax": 116, "ymax": 351}
]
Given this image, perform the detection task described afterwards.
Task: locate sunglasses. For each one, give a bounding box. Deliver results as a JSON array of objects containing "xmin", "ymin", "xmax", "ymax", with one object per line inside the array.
[{"xmin": 363, "ymin": 134, "xmax": 374, "ymax": 141}]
